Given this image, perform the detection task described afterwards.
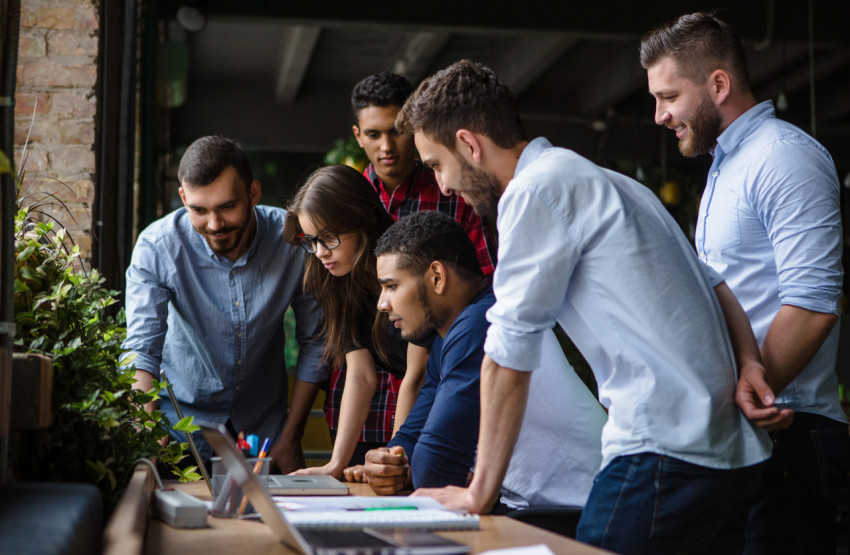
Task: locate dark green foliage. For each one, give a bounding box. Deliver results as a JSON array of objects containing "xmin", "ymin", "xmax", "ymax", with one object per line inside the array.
[
  {"xmin": 11, "ymin": 203, "xmax": 196, "ymax": 511},
  {"xmin": 323, "ymin": 135, "xmax": 368, "ymax": 171}
]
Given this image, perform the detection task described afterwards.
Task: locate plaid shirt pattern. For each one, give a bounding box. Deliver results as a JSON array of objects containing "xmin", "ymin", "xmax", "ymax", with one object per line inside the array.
[
  {"xmin": 325, "ymin": 362, "xmax": 402, "ymax": 444},
  {"xmin": 364, "ymin": 162, "xmax": 497, "ymax": 277}
]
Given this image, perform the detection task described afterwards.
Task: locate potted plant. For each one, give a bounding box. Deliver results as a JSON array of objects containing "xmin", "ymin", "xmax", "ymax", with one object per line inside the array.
[{"xmin": 5, "ymin": 150, "xmax": 195, "ymax": 511}]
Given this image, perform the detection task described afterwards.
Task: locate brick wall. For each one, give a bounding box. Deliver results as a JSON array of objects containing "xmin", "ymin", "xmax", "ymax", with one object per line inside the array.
[{"xmin": 14, "ymin": 0, "xmax": 98, "ymax": 266}]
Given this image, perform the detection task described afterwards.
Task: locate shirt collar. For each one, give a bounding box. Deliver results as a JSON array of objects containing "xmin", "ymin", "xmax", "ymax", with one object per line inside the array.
[
  {"xmin": 714, "ymin": 100, "xmax": 775, "ymax": 159},
  {"xmin": 366, "ymin": 161, "xmax": 427, "ymax": 197},
  {"xmin": 515, "ymin": 137, "xmax": 553, "ymax": 178}
]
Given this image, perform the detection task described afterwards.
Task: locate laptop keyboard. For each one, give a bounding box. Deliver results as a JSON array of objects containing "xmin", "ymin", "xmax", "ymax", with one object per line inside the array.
[{"xmin": 299, "ymin": 528, "xmax": 394, "ymax": 548}]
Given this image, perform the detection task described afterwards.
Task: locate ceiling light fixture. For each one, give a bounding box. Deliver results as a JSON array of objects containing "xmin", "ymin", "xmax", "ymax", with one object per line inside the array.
[{"xmin": 176, "ymin": 2, "xmax": 206, "ymax": 33}]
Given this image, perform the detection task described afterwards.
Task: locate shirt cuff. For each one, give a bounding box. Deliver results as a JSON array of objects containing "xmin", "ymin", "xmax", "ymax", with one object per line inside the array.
[
  {"xmin": 779, "ymin": 289, "xmax": 841, "ymax": 316},
  {"xmin": 123, "ymin": 352, "xmax": 161, "ymax": 378},
  {"xmin": 483, "ymin": 324, "xmax": 543, "ymax": 372},
  {"xmin": 700, "ymin": 261, "xmax": 725, "ymax": 288}
]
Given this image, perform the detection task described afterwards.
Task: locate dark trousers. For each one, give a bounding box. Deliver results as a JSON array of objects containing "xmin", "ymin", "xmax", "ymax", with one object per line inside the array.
[
  {"xmin": 744, "ymin": 412, "xmax": 850, "ymax": 555},
  {"xmin": 576, "ymin": 453, "xmax": 763, "ymax": 554}
]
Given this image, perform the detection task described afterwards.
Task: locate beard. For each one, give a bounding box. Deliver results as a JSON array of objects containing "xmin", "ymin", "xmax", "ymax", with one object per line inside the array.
[
  {"xmin": 455, "ymin": 154, "xmax": 502, "ymax": 216},
  {"xmin": 678, "ymin": 92, "xmax": 722, "ymax": 157},
  {"xmin": 400, "ymin": 282, "xmax": 446, "ymax": 344},
  {"xmin": 197, "ymin": 206, "xmax": 253, "ymax": 258}
]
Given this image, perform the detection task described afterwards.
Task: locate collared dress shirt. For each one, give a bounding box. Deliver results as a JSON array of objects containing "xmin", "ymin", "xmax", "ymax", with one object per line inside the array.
[
  {"xmin": 123, "ymin": 205, "xmax": 326, "ymax": 459},
  {"xmin": 484, "ymin": 138, "xmax": 772, "ymax": 471},
  {"xmin": 697, "ymin": 100, "xmax": 845, "ymax": 423},
  {"xmin": 364, "ymin": 162, "xmax": 497, "ymax": 277}
]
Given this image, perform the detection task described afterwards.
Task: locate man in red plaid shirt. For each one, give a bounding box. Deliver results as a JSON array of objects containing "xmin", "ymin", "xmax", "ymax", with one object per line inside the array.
[
  {"xmin": 323, "ymin": 73, "xmax": 499, "ymax": 460},
  {"xmin": 351, "ymin": 72, "xmax": 497, "ymax": 278}
]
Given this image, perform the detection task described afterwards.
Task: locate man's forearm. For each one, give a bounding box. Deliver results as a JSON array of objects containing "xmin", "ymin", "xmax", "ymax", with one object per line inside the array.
[
  {"xmin": 713, "ymin": 282, "xmax": 762, "ymax": 370},
  {"xmin": 466, "ymin": 355, "xmax": 531, "ymax": 513},
  {"xmin": 131, "ymin": 368, "xmax": 159, "ymax": 414},
  {"xmin": 761, "ymin": 305, "xmax": 838, "ymax": 394}
]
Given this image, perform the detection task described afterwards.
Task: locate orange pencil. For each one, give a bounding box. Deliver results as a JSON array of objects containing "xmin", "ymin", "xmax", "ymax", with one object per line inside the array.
[{"xmin": 237, "ymin": 437, "xmax": 270, "ymax": 516}]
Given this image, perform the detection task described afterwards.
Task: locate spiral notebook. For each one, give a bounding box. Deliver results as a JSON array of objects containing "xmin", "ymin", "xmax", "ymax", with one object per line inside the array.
[
  {"xmin": 201, "ymin": 423, "xmax": 473, "ymax": 555},
  {"xmin": 274, "ymin": 496, "xmax": 480, "ymax": 530}
]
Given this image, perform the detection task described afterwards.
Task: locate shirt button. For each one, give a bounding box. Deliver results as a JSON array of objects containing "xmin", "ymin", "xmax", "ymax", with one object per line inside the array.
[
  {"xmin": 235, "ymin": 385, "xmax": 241, "ymax": 392},
  {"xmin": 234, "ymin": 301, "xmax": 240, "ymax": 307},
  {"xmin": 237, "ymin": 333, "xmax": 242, "ymax": 339},
  {"xmin": 237, "ymin": 359, "xmax": 243, "ymax": 366},
  {"xmin": 712, "ymin": 171, "xmax": 719, "ymax": 177}
]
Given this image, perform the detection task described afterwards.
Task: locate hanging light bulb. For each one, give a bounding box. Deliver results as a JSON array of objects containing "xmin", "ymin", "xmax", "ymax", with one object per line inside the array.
[
  {"xmin": 177, "ymin": 3, "xmax": 206, "ymax": 32},
  {"xmin": 776, "ymin": 88, "xmax": 789, "ymax": 111}
]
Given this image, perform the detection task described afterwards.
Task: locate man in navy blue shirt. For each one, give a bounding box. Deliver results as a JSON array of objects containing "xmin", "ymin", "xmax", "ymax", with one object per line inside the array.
[{"xmin": 344, "ymin": 211, "xmax": 605, "ymax": 510}]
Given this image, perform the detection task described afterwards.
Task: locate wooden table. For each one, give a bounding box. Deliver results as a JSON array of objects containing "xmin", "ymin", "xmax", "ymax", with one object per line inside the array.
[{"xmin": 141, "ymin": 480, "xmax": 610, "ymax": 554}]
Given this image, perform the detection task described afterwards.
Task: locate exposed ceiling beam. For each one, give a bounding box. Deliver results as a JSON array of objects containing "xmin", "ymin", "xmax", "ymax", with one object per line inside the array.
[
  {"xmin": 393, "ymin": 32, "xmax": 450, "ymax": 83},
  {"xmin": 807, "ymin": 60, "xmax": 850, "ymax": 124},
  {"xmin": 193, "ymin": 1, "xmax": 850, "ymax": 43},
  {"xmin": 493, "ymin": 36, "xmax": 577, "ymax": 96},
  {"xmin": 275, "ymin": 26, "xmax": 321, "ymax": 104},
  {"xmin": 746, "ymin": 42, "xmax": 809, "ymax": 88},
  {"xmin": 758, "ymin": 49, "xmax": 847, "ymax": 105},
  {"xmin": 578, "ymin": 44, "xmax": 645, "ymax": 118}
]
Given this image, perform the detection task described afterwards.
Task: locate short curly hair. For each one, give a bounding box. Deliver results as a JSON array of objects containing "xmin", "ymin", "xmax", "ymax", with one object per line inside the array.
[
  {"xmin": 351, "ymin": 72, "xmax": 414, "ymax": 121},
  {"xmin": 375, "ymin": 210, "xmax": 483, "ymax": 282},
  {"xmin": 396, "ymin": 60, "xmax": 526, "ymax": 151}
]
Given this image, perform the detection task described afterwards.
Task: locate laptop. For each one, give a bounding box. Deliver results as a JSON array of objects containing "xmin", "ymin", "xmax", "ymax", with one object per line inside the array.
[
  {"xmin": 201, "ymin": 423, "xmax": 472, "ymax": 555},
  {"xmin": 160, "ymin": 371, "xmax": 347, "ymax": 496},
  {"xmin": 212, "ymin": 467, "xmax": 349, "ymax": 496}
]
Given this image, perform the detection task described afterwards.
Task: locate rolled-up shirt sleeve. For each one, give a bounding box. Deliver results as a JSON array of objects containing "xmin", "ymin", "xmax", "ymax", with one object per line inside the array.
[
  {"xmin": 753, "ymin": 142, "xmax": 842, "ymax": 315},
  {"xmin": 122, "ymin": 232, "xmax": 173, "ymax": 378},
  {"xmin": 700, "ymin": 260, "xmax": 726, "ymax": 288},
  {"xmin": 485, "ymin": 185, "xmax": 581, "ymax": 371}
]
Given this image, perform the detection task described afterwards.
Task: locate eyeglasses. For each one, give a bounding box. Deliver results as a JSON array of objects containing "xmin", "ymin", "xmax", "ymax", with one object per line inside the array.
[{"xmin": 297, "ymin": 232, "xmax": 341, "ymax": 254}]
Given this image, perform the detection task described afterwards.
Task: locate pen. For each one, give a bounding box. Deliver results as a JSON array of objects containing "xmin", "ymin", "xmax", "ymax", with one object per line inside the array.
[
  {"xmin": 346, "ymin": 506, "xmax": 418, "ymax": 511},
  {"xmin": 238, "ymin": 437, "xmax": 270, "ymax": 516}
]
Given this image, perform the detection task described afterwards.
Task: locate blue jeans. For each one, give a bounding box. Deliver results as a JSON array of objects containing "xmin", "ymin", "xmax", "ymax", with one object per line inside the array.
[
  {"xmin": 576, "ymin": 453, "xmax": 763, "ymax": 554},
  {"xmin": 744, "ymin": 412, "xmax": 850, "ymax": 555}
]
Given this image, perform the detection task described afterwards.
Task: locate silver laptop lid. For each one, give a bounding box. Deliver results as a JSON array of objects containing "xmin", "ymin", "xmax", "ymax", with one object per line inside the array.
[{"xmin": 201, "ymin": 422, "xmax": 313, "ymax": 554}]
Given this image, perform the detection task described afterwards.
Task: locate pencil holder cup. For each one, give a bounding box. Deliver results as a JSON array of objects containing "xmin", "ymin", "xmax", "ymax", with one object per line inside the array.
[{"xmin": 210, "ymin": 456, "xmax": 271, "ymax": 518}]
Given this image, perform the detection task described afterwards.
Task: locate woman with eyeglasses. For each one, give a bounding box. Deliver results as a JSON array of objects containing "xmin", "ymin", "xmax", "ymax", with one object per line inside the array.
[{"xmin": 283, "ymin": 164, "xmax": 427, "ymax": 478}]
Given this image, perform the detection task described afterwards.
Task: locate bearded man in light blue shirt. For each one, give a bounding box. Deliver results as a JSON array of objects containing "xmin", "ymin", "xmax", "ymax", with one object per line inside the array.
[
  {"xmin": 643, "ymin": 12, "xmax": 849, "ymax": 555},
  {"xmin": 398, "ymin": 60, "xmax": 773, "ymax": 554},
  {"xmin": 124, "ymin": 136, "xmax": 326, "ymax": 472}
]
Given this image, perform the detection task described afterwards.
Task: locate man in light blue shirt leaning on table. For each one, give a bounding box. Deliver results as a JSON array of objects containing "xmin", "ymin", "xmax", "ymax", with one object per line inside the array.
[
  {"xmin": 643, "ymin": 12, "xmax": 849, "ymax": 554},
  {"xmin": 401, "ymin": 60, "xmax": 774, "ymax": 554},
  {"xmin": 123, "ymin": 135, "xmax": 326, "ymax": 472}
]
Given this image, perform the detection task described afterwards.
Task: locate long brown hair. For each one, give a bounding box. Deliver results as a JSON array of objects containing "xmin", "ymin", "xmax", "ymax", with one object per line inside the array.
[{"xmin": 284, "ymin": 165, "xmax": 396, "ymax": 367}]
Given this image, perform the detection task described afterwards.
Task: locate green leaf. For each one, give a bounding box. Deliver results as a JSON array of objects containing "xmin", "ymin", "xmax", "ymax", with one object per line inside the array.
[
  {"xmin": 0, "ymin": 149, "xmax": 13, "ymax": 175},
  {"xmin": 16, "ymin": 245, "xmax": 37, "ymax": 262},
  {"xmin": 173, "ymin": 415, "xmax": 200, "ymax": 433}
]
